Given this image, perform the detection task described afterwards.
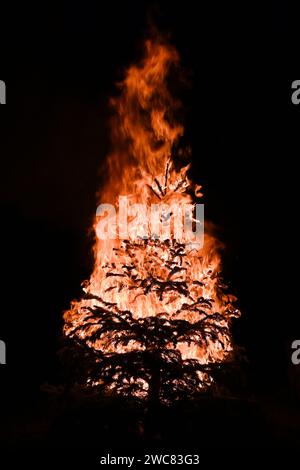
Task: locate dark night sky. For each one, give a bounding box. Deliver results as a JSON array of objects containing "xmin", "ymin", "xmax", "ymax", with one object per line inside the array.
[{"xmin": 0, "ymin": 0, "xmax": 298, "ymax": 408}]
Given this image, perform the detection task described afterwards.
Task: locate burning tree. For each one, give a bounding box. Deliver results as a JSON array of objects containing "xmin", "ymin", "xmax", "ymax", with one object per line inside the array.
[{"xmin": 63, "ymin": 37, "xmax": 240, "ymax": 403}]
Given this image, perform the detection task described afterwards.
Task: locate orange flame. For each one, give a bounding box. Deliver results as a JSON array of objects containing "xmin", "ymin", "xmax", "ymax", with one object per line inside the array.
[{"xmin": 64, "ymin": 37, "xmax": 240, "ymax": 384}]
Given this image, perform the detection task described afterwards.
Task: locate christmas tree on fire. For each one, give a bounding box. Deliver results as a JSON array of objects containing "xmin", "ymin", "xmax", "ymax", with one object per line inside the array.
[{"xmin": 63, "ymin": 38, "xmax": 240, "ymax": 403}]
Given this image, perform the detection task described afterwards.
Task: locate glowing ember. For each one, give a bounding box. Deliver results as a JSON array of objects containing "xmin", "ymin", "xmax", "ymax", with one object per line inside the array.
[{"xmin": 64, "ymin": 37, "xmax": 240, "ymax": 400}]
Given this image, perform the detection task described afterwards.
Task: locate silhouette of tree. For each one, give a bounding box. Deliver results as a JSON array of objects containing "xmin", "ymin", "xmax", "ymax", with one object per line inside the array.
[{"xmin": 64, "ymin": 238, "xmax": 240, "ymax": 404}]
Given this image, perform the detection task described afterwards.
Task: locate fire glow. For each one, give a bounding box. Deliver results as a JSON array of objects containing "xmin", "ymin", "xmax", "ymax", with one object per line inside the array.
[{"xmin": 64, "ymin": 38, "xmax": 240, "ymax": 399}]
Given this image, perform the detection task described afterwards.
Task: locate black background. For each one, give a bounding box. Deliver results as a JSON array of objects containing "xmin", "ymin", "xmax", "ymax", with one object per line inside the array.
[{"xmin": 0, "ymin": 0, "xmax": 299, "ymax": 450}]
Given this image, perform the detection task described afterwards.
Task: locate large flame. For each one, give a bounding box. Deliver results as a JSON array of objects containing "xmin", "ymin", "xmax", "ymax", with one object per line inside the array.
[{"xmin": 64, "ymin": 38, "xmax": 240, "ymax": 387}]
